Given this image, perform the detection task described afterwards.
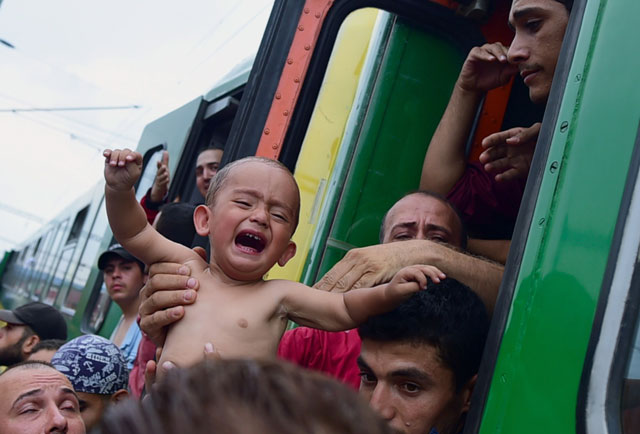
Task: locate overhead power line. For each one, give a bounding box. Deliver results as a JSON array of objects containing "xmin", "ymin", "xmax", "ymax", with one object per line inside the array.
[{"xmin": 0, "ymin": 105, "xmax": 141, "ymax": 113}]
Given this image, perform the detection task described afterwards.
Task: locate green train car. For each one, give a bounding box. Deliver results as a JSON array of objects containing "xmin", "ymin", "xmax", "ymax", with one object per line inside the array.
[{"xmin": 2, "ymin": 0, "xmax": 640, "ymax": 432}]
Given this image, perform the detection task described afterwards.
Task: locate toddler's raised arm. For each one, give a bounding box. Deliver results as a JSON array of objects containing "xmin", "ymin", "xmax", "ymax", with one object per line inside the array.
[
  {"xmin": 282, "ymin": 265, "xmax": 446, "ymax": 330},
  {"xmin": 104, "ymin": 148, "xmax": 189, "ymax": 266}
]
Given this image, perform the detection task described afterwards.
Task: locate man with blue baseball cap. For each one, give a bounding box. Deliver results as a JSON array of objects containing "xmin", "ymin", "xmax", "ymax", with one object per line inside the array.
[{"xmin": 52, "ymin": 334, "xmax": 129, "ymax": 431}]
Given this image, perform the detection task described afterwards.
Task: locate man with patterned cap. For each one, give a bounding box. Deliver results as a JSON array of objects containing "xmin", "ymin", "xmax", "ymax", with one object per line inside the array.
[
  {"xmin": 52, "ymin": 334, "xmax": 129, "ymax": 431},
  {"xmin": 0, "ymin": 301, "xmax": 68, "ymax": 367}
]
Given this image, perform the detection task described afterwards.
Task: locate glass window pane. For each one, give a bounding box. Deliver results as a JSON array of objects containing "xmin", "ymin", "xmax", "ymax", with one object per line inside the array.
[
  {"xmin": 86, "ymin": 281, "xmax": 112, "ymax": 333},
  {"xmin": 33, "ymin": 221, "xmax": 68, "ymax": 299},
  {"xmin": 43, "ymin": 243, "xmax": 75, "ymax": 305},
  {"xmin": 136, "ymin": 148, "xmax": 166, "ymax": 202},
  {"xmin": 64, "ymin": 200, "xmax": 109, "ymax": 312}
]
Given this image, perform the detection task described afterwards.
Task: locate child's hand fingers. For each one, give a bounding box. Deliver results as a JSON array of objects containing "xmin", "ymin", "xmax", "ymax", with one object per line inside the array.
[
  {"xmin": 144, "ymin": 360, "xmax": 157, "ymax": 393},
  {"xmin": 420, "ymin": 265, "xmax": 446, "ymax": 283},
  {"xmin": 398, "ymin": 266, "xmax": 427, "ymax": 290}
]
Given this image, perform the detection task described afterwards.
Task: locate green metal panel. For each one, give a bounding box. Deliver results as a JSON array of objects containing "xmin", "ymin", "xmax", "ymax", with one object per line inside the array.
[
  {"xmin": 303, "ymin": 16, "xmax": 465, "ymax": 283},
  {"xmin": 479, "ymin": 0, "xmax": 640, "ymax": 431}
]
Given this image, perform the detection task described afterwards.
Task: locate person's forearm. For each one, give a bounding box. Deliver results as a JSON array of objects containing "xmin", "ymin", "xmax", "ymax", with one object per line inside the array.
[
  {"xmin": 106, "ymin": 185, "xmax": 150, "ymax": 244},
  {"xmin": 421, "ymin": 84, "xmax": 484, "ymax": 194},
  {"xmin": 467, "ymin": 238, "xmax": 511, "ymax": 265},
  {"xmin": 400, "ymin": 240, "xmax": 503, "ymax": 315},
  {"xmin": 343, "ymin": 284, "xmax": 396, "ymax": 325}
]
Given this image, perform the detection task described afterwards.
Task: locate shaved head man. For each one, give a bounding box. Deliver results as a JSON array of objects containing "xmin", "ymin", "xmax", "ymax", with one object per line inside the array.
[{"xmin": 0, "ymin": 361, "xmax": 85, "ymax": 434}]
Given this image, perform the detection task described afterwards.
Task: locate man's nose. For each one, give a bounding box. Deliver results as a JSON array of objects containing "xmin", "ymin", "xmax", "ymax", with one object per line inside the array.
[
  {"xmin": 368, "ymin": 385, "xmax": 395, "ymax": 421},
  {"xmin": 507, "ymin": 33, "xmax": 529, "ymax": 65},
  {"xmin": 47, "ymin": 406, "xmax": 69, "ymax": 432}
]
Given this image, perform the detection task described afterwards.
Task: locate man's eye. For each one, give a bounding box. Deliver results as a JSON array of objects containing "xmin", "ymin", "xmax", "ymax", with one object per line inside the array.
[
  {"xmin": 400, "ymin": 382, "xmax": 422, "ymax": 394},
  {"xmin": 393, "ymin": 234, "xmax": 412, "ymax": 241},
  {"xmin": 61, "ymin": 400, "xmax": 79, "ymax": 413},
  {"xmin": 234, "ymin": 200, "xmax": 251, "ymax": 207},
  {"xmin": 525, "ymin": 20, "xmax": 541, "ymax": 32},
  {"xmin": 359, "ymin": 372, "xmax": 376, "ymax": 385},
  {"xmin": 19, "ymin": 405, "xmax": 38, "ymax": 415}
]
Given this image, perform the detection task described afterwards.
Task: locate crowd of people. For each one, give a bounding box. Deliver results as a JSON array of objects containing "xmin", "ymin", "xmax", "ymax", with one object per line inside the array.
[{"xmin": 0, "ymin": 0, "xmax": 572, "ymax": 432}]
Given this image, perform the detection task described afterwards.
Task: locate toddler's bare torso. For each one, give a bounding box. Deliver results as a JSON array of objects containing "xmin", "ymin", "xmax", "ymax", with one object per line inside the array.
[{"xmin": 158, "ymin": 261, "xmax": 288, "ymax": 372}]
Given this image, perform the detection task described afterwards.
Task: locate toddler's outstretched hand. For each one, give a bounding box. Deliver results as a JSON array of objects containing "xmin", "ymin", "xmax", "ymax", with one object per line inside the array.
[
  {"xmin": 386, "ymin": 265, "xmax": 446, "ymax": 299},
  {"xmin": 104, "ymin": 148, "xmax": 143, "ymax": 191}
]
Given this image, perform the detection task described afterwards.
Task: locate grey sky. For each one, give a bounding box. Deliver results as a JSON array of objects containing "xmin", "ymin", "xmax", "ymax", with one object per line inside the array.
[{"xmin": 0, "ymin": 0, "xmax": 273, "ymax": 254}]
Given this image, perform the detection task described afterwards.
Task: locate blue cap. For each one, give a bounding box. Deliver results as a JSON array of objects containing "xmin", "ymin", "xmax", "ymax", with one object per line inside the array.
[{"xmin": 51, "ymin": 334, "xmax": 129, "ymax": 395}]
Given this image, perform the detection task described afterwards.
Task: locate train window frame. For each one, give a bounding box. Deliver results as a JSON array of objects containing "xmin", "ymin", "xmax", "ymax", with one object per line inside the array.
[
  {"xmin": 66, "ymin": 206, "xmax": 89, "ymax": 244},
  {"xmin": 169, "ymin": 90, "xmax": 244, "ymax": 206},
  {"xmin": 576, "ymin": 123, "xmax": 640, "ymax": 434},
  {"xmin": 62, "ymin": 198, "xmax": 109, "ymax": 315},
  {"xmin": 224, "ymin": 0, "xmax": 587, "ymax": 431},
  {"xmin": 32, "ymin": 220, "xmax": 68, "ymax": 300}
]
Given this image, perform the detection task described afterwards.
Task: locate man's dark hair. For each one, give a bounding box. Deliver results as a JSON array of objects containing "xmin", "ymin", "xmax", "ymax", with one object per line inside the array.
[
  {"xmin": 31, "ymin": 339, "xmax": 66, "ymax": 353},
  {"xmin": 379, "ymin": 190, "xmax": 468, "ymax": 249},
  {"xmin": 197, "ymin": 145, "xmax": 224, "ymax": 156},
  {"xmin": 95, "ymin": 359, "xmax": 393, "ymax": 434},
  {"xmin": 359, "ymin": 278, "xmax": 489, "ymax": 391},
  {"xmin": 156, "ymin": 203, "xmax": 197, "ymax": 247}
]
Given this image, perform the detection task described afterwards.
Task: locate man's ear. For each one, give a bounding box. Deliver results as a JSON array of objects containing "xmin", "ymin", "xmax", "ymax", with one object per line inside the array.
[
  {"xmin": 22, "ymin": 333, "xmax": 40, "ymax": 356},
  {"xmin": 278, "ymin": 241, "xmax": 297, "ymax": 267},
  {"xmin": 460, "ymin": 374, "xmax": 477, "ymax": 413},
  {"xmin": 110, "ymin": 389, "xmax": 129, "ymax": 404},
  {"xmin": 194, "ymin": 205, "xmax": 212, "ymax": 236}
]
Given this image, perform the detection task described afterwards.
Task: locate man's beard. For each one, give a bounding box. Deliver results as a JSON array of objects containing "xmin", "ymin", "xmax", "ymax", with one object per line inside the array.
[{"xmin": 0, "ymin": 335, "xmax": 29, "ymax": 366}]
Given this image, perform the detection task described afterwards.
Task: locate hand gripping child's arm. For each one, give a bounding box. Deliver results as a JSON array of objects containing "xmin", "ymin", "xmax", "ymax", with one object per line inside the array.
[
  {"xmin": 282, "ymin": 265, "xmax": 446, "ymax": 330},
  {"xmin": 103, "ymin": 149, "xmax": 191, "ymax": 266}
]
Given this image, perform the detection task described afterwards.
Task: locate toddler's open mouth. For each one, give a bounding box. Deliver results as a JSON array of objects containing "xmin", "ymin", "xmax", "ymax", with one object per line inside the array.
[{"xmin": 235, "ymin": 231, "xmax": 266, "ymax": 254}]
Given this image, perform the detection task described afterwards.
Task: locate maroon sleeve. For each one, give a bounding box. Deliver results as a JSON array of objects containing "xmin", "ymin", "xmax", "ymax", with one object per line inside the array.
[
  {"xmin": 446, "ymin": 162, "xmax": 526, "ymax": 227},
  {"xmin": 140, "ymin": 189, "xmax": 162, "ymax": 225},
  {"xmin": 128, "ymin": 335, "xmax": 156, "ymax": 399}
]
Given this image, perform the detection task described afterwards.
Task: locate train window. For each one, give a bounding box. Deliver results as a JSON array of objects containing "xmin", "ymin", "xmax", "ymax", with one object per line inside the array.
[
  {"xmin": 84, "ymin": 280, "xmax": 111, "ymax": 334},
  {"xmin": 64, "ymin": 199, "xmax": 109, "ymax": 313},
  {"xmin": 33, "ymin": 221, "xmax": 68, "ymax": 299},
  {"xmin": 26, "ymin": 231, "xmax": 53, "ymax": 296},
  {"xmin": 137, "ymin": 147, "xmax": 167, "ymax": 202},
  {"xmin": 285, "ymin": 7, "xmax": 483, "ymax": 282},
  {"xmin": 42, "ymin": 219, "xmax": 77, "ymax": 305},
  {"xmin": 67, "ymin": 206, "xmax": 89, "ymax": 244}
]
